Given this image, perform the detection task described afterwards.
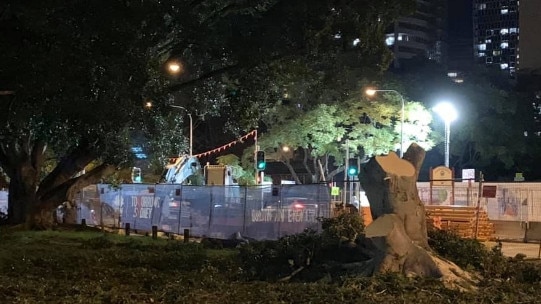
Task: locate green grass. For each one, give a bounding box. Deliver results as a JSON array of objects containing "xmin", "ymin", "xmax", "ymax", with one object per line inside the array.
[{"xmin": 1, "ymin": 229, "xmax": 541, "ymax": 303}]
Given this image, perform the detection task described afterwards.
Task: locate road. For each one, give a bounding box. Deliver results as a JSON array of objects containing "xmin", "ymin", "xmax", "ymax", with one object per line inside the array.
[{"xmin": 485, "ymin": 241, "xmax": 541, "ymax": 259}]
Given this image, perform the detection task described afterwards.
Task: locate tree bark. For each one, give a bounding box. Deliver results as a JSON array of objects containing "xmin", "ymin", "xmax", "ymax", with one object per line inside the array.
[
  {"xmin": 1, "ymin": 135, "xmax": 116, "ymax": 228},
  {"xmin": 358, "ymin": 143, "xmax": 439, "ymax": 276},
  {"xmin": 8, "ymin": 162, "xmax": 40, "ymax": 227}
]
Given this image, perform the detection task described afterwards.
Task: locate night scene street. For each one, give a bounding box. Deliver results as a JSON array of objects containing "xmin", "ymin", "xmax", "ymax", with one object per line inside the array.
[{"xmin": 2, "ymin": 1, "xmax": 541, "ymax": 303}]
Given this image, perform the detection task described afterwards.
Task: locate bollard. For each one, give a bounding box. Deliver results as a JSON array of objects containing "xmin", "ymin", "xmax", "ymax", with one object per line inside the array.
[
  {"xmin": 183, "ymin": 229, "xmax": 190, "ymax": 243},
  {"xmin": 152, "ymin": 225, "xmax": 158, "ymax": 239},
  {"xmin": 81, "ymin": 218, "xmax": 86, "ymax": 226},
  {"xmin": 125, "ymin": 223, "xmax": 131, "ymax": 236}
]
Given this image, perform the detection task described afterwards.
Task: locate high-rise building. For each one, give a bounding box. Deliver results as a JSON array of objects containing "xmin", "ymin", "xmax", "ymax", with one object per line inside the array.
[
  {"xmin": 473, "ymin": 0, "xmax": 519, "ymax": 77},
  {"xmin": 386, "ymin": 0, "xmax": 447, "ymax": 69},
  {"xmin": 518, "ymin": 1, "xmax": 541, "ymax": 74},
  {"xmin": 473, "ymin": 0, "xmax": 541, "ymax": 78}
]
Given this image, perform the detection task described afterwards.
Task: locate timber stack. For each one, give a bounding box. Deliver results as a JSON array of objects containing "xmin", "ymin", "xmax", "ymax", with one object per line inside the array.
[{"xmin": 425, "ymin": 205, "xmax": 495, "ymax": 241}]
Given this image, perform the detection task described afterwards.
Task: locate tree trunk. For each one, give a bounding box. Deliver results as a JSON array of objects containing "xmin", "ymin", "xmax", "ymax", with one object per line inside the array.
[
  {"xmin": 8, "ymin": 164, "xmax": 41, "ymax": 227},
  {"xmin": 356, "ymin": 144, "xmax": 451, "ymax": 279}
]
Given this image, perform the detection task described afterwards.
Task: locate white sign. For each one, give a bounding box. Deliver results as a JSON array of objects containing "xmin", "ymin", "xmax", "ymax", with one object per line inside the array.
[{"xmin": 462, "ymin": 169, "xmax": 475, "ymax": 183}]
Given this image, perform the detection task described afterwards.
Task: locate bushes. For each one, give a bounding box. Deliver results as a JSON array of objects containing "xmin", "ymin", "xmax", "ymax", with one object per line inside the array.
[
  {"xmin": 320, "ymin": 211, "xmax": 365, "ymax": 246},
  {"xmin": 428, "ymin": 228, "xmax": 541, "ymax": 284},
  {"xmin": 238, "ymin": 212, "xmax": 366, "ymax": 281},
  {"xmin": 428, "ymin": 228, "xmax": 490, "ymax": 270},
  {"xmin": 238, "ymin": 229, "xmax": 324, "ymax": 281}
]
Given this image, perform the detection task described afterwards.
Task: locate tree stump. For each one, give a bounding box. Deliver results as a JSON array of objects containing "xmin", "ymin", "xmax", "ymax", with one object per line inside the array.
[{"xmin": 357, "ymin": 144, "xmax": 476, "ymax": 288}]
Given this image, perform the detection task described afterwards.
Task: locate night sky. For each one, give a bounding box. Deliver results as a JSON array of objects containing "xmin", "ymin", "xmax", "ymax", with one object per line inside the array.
[
  {"xmin": 446, "ymin": 0, "xmax": 473, "ymax": 69},
  {"xmin": 447, "ymin": 0, "xmax": 472, "ymax": 40}
]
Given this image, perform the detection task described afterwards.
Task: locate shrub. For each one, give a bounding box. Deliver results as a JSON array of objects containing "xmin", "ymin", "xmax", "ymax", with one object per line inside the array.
[
  {"xmin": 238, "ymin": 213, "xmax": 366, "ymax": 281},
  {"xmin": 428, "ymin": 229, "xmax": 541, "ymax": 284},
  {"xmin": 238, "ymin": 229, "xmax": 323, "ymax": 281},
  {"xmin": 428, "ymin": 228, "xmax": 490, "ymax": 270},
  {"xmin": 320, "ymin": 211, "xmax": 365, "ymax": 246}
]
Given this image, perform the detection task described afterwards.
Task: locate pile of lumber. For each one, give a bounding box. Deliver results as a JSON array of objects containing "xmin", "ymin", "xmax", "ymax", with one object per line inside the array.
[{"xmin": 425, "ymin": 205, "xmax": 495, "ymax": 241}]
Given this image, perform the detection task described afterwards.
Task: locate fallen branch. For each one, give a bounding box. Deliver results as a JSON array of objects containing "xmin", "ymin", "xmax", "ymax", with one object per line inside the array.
[{"xmin": 278, "ymin": 266, "xmax": 305, "ymax": 282}]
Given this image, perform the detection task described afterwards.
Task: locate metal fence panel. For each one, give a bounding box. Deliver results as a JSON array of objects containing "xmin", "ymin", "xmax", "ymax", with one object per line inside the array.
[
  {"xmin": 416, "ymin": 182, "xmax": 541, "ymax": 222},
  {"xmin": 30, "ymin": 182, "xmax": 541, "ymax": 240},
  {"xmin": 69, "ymin": 183, "xmax": 331, "ymax": 241}
]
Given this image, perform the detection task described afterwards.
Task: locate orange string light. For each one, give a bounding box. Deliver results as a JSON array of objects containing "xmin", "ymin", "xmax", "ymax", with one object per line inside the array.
[{"xmin": 193, "ymin": 130, "xmax": 257, "ymax": 158}]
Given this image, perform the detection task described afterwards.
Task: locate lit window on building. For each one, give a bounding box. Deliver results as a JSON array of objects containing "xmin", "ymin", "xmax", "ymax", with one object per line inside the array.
[
  {"xmin": 485, "ymin": 39, "xmax": 492, "ymax": 43},
  {"xmin": 510, "ymin": 27, "xmax": 518, "ymax": 33},
  {"xmin": 352, "ymin": 38, "xmax": 360, "ymax": 46},
  {"xmin": 493, "ymin": 50, "xmax": 501, "ymax": 56},
  {"xmin": 477, "ymin": 52, "xmax": 486, "ymax": 57},
  {"xmin": 500, "ymin": 63, "xmax": 509, "ymax": 69},
  {"xmin": 501, "ymin": 9, "xmax": 508, "ymax": 14},
  {"xmin": 500, "ymin": 28, "xmax": 509, "ymax": 35},
  {"xmin": 501, "ymin": 42, "xmax": 509, "ymax": 48},
  {"xmin": 478, "ymin": 3, "xmax": 486, "ymax": 10},
  {"xmin": 397, "ymin": 33, "xmax": 409, "ymax": 41},
  {"xmin": 334, "ymin": 32, "xmax": 342, "ymax": 39},
  {"xmin": 478, "ymin": 43, "xmax": 486, "ymax": 51},
  {"xmin": 447, "ymin": 72, "xmax": 458, "ymax": 78}
]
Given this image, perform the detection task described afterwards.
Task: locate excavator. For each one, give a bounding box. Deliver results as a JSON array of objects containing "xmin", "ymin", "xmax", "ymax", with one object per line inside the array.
[
  {"xmin": 161, "ymin": 154, "xmax": 238, "ymax": 186},
  {"xmin": 159, "ymin": 155, "xmax": 241, "ymax": 230},
  {"xmin": 161, "ymin": 155, "xmax": 204, "ymax": 185}
]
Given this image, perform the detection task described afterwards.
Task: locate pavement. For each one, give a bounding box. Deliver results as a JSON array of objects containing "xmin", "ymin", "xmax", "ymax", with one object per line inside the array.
[{"xmin": 485, "ymin": 241, "xmax": 541, "ymax": 259}]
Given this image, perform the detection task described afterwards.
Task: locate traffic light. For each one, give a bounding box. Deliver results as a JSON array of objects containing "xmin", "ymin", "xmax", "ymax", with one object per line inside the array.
[
  {"xmin": 256, "ymin": 151, "xmax": 266, "ymax": 170},
  {"xmin": 347, "ymin": 158, "xmax": 358, "ymax": 177},
  {"xmin": 131, "ymin": 167, "xmax": 142, "ymax": 183}
]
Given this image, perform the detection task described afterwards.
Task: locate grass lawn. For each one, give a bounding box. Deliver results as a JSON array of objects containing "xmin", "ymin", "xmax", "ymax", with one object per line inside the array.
[{"xmin": 1, "ymin": 228, "xmax": 541, "ymax": 303}]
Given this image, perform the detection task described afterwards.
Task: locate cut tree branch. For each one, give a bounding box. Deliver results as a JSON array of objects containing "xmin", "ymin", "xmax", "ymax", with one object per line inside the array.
[
  {"xmin": 38, "ymin": 163, "xmax": 117, "ymax": 211},
  {"xmin": 37, "ymin": 141, "xmax": 98, "ymax": 197}
]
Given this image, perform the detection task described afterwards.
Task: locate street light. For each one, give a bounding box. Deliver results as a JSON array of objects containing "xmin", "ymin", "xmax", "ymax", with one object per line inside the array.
[
  {"xmin": 167, "ymin": 61, "xmax": 184, "ymax": 74},
  {"xmin": 433, "ymin": 102, "xmax": 458, "ymax": 167},
  {"xmin": 365, "ymin": 88, "xmax": 405, "ymax": 158},
  {"xmin": 170, "ymin": 105, "xmax": 193, "ymax": 156}
]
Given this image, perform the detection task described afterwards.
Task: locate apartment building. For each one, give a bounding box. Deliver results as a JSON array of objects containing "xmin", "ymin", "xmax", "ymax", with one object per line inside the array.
[{"xmin": 386, "ymin": 0, "xmax": 447, "ymax": 68}]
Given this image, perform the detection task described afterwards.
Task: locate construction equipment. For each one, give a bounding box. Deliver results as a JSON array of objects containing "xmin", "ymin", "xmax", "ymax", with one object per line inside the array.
[
  {"xmin": 204, "ymin": 164, "xmax": 237, "ymax": 186},
  {"xmin": 162, "ymin": 155, "xmax": 204, "ymax": 185},
  {"xmin": 161, "ymin": 155, "xmax": 238, "ymax": 186}
]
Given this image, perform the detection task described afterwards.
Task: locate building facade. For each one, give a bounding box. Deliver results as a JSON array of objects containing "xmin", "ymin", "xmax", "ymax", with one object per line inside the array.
[
  {"xmin": 473, "ymin": 0, "xmax": 541, "ymax": 77},
  {"xmin": 518, "ymin": 0, "xmax": 541, "ymax": 74},
  {"xmin": 473, "ymin": 0, "xmax": 519, "ymax": 77},
  {"xmin": 386, "ymin": 0, "xmax": 447, "ymax": 68}
]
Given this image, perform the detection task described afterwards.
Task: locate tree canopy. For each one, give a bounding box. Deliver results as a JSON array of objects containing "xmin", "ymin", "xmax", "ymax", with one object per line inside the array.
[
  {"xmin": 0, "ymin": 0, "xmax": 417, "ymax": 226},
  {"xmin": 253, "ymin": 91, "xmax": 435, "ymax": 183}
]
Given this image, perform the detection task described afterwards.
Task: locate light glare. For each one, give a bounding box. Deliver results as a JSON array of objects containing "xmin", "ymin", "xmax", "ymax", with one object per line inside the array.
[{"xmin": 433, "ymin": 102, "xmax": 458, "ymax": 123}]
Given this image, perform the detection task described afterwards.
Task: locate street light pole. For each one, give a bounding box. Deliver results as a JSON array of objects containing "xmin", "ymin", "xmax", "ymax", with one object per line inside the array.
[
  {"xmin": 444, "ymin": 120, "xmax": 450, "ymax": 167},
  {"xmin": 433, "ymin": 102, "xmax": 458, "ymax": 168},
  {"xmin": 170, "ymin": 105, "xmax": 193, "ymax": 156},
  {"xmin": 365, "ymin": 89, "xmax": 405, "ymax": 158}
]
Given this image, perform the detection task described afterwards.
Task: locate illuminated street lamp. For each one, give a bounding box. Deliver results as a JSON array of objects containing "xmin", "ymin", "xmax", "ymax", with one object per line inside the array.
[
  {"xmin": 167, "ymin": 61, "xmax": 184, "ymax": 74},
  {"xmin": 433, "ymin": 102, "xmax": 458, "ymax": 167},
  {"xmin": 365, "ymin": 88, "xmax": 405, "ymax": 158}
]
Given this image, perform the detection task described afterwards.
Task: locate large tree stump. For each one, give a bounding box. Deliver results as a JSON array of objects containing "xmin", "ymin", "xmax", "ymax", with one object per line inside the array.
[{"xmin": 357, "ymin": 144, "xmax": 477, "ymax": 288}]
